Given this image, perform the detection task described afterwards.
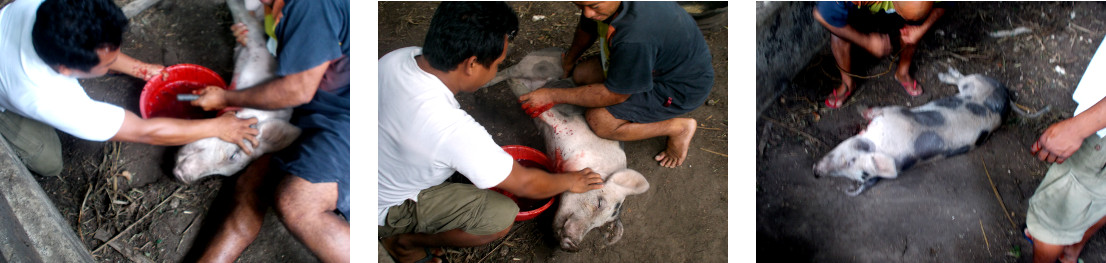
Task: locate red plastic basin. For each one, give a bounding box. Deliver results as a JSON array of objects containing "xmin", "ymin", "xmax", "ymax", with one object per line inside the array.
[
  {"xmin": 493, "ymin": 145, "xmax": 556, "ymax": 221},
  {"xmin": 139, "ymin": 64, "xmax": 228, "ymax": 119}
]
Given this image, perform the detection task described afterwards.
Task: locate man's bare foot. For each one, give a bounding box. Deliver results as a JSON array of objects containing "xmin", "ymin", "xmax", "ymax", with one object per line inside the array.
[
  {"xmin": 655, "ymin": 118, "xmax": 697, "ymax": 168},
  {"xmin": 381, "ymin": 236, "xmax": 444, "ymax": 263}
]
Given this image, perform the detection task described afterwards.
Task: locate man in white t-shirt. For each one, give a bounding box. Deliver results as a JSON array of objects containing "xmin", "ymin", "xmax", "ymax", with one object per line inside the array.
[
  {"xmin": 0, "ymin": 0, "xmax": 259, "ymax": 177},
  {"xmin": 378, "ymin": 2, "xmax": 604, "ymax": 263}
]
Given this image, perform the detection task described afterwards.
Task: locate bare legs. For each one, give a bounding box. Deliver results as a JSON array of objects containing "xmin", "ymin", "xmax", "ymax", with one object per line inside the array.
[
  {"xmin": 274, "ymin": 176, "xmax": 349, "ymax": 263},
  {"xmin": 198, "ymin": 155, "xmax": 275, "ymax": 263},
  {"xmin": 572, "ymin": 58, "xmax": 698, "ymax": 168},
  {"xmin": 1028, "ymin": 215, "xmax": 1106, "ymax": 263}
]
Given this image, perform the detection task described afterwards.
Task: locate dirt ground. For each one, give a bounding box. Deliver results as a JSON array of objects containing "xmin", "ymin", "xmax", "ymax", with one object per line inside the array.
[
  {"xmin": 378, "ymin": 2, "xmax": 728, "ymax": 262},
  {"xmin": 758, "ymin": 2, "xmax": 1106, "ymax": 262},
  {"xmin": 0, "ymin": 0, "xmax": 316, "ymax": 262}
]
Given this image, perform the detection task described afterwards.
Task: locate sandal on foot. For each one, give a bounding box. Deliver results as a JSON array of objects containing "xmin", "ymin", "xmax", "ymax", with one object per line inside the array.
[
  {"xmin": 414, "ymin": 247, "xmax": 449, "ymax": 263},
  {"xmin": 900, "ymin": 79, "xmax": 923, "ymax": 97},
  {"xmin": 824, "ymin": 85, "xmax": 853, "ymax": 109}
]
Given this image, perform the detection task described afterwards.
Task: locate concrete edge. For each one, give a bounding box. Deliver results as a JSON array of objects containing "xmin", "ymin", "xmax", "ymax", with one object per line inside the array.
[{"xmin": 0, "ymin": 136, "xmax": 94, "ymax": 262}]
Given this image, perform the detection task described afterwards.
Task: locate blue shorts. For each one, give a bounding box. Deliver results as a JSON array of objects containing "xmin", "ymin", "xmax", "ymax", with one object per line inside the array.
[
  {"xmin": 606, "ymin": 81, "xmax": 710, "ymax": 124},
  {"xmin": 275, "ymin": 88, "xmax": 351, "ymax": 221}
]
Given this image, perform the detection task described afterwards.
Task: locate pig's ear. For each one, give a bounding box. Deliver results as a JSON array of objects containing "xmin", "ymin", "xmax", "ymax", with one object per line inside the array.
[
  {"xmin": 608, "ymin": 169, "xmax": 649, "ymax": 195},
  {"xmin": 868, "ymin": 154, "xmax": 898, "ymax": 179},
  {"xmin": 257, "ymin": 120, "xmax": 302, "ymax": 154}
]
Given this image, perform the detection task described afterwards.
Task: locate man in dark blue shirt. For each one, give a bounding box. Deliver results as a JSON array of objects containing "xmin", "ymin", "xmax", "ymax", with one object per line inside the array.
[
  {"xmin": 520, "ymin": 1, "xmax": 714, "ymax": 168},
  {"xmin": 191, "ymin": 0, "xmax": 350, "ymax": 262}
]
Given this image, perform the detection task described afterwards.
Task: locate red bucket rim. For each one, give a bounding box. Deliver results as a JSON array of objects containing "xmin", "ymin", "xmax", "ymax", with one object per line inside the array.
[
  {"xmin": 490, "ymin": 187, "xmax": 556, "ymax": 221},
  {"xmin": 497, "ymin": 145, "xmax": 555, "ymax": 221},
  {"xmin": 139, "ymin": 64, "xmax": 227, "ymax": 119}
]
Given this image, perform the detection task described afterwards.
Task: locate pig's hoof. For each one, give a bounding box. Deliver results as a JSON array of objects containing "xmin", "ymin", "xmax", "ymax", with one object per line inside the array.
[{"xmin": 560, "ymin": 238, "xmax": 580, "ymax": 252}]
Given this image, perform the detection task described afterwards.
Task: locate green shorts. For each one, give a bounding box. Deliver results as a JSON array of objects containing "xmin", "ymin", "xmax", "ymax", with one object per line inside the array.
[
  {"xmin": 1026, "ymin": 135, "xmax": 1106, "ymax": 245},
  {"xmin": 0, "ymin": 110, "xmax": 62, "ymax": 177},
  {"xmin": 378, "ymin": 182, "xmax": 518, "ymax": 238}
]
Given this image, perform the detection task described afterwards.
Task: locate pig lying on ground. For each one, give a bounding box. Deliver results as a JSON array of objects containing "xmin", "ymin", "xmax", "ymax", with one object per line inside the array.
[
  {"xmin": 172, "ymin": 0, "xmax": 300, "ymax": 184},
  {"xmin": 488, "ymin": 47, "xmax": 650, "ymax": 252},
  {"xmin": 813, "ymin": 67, "xmax": 1009, "ymax": 195}
]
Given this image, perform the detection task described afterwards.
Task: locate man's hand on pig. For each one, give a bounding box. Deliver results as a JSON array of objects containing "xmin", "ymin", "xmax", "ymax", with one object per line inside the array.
[
  {"xmin": 519, "ymin": 88, "xmax": 557, "ymax": 118},
  {"xmin": 213, "ymin": 112, "xmax": 260, "ymax": 155},
  {"xmin": 566, "ymin": 168, "xmax": 604, "ymax": 193},
  {"xmin": 231, "ymin": 22, "xmax": 250, "ymax": 46},
  {"xmin": 192, "ymin": 86, "xmax": 230, "ymax": 111}
]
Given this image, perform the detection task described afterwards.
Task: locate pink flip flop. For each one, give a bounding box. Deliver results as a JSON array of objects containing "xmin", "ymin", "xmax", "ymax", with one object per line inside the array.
[
  {"xmin": 824, "ymin": 85, "xmax": 852, "ymax": 109},
  {"xmin": 900, "ymin": 79, "xmax": 923, "ymax": 97}
]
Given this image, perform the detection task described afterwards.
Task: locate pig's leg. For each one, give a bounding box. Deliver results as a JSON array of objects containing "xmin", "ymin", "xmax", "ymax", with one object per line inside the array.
[
  {"xmin": 196, "ymin": 155, "xmax": 278, "ymax": 262},
  {"xmin": 605, "ymin": 218, "xmax": 625, "ymax": 246},
  {"xmin": 846, "ymin": 177, "xmax": 880, "ymax": 196}
]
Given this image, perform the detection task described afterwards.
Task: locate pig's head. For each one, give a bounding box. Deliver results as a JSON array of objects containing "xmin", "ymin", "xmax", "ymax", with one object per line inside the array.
[
  {"xmin": 173, "ymin": 116, "xmax": 300, "ymax": 184},
  {"xmin": 553, "ymin": 168, "xmax": 649, "ymax": 252},
  {"xmin": 813, "ymin": 137, "xmax": 898, "ymax": 183}
]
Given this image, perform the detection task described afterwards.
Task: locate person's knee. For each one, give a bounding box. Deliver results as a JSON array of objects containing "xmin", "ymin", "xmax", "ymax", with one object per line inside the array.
[
  {"xmin": 274, "ymin": 176, "xmax": 337, "ymax": 223},
  {"xmin": 26, "ymin": 147, "xmax": 62, "ymax": 177},
  {"xmin": 585, "ymin": 109, "xmax": 618, "ymax": 139}
]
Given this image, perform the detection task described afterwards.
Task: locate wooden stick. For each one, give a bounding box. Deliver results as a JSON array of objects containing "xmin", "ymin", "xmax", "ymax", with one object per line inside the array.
[
  {"xmin": 979, "ymin": 219, "xmax": 992, "ymax": 256},
  {"xmin": 700, "ymin": 148, "xmax": 728, "ymax": 157},
  {"xmin": 92, "ymin": 186, "xmax": 184, "ymax": 255},
  {"xmin": 78, "ymin": 183, "xmax": 93, "ymax": 242},
  {"xmin": 980, "ymin": 157, "xmax": 1017, "ymax": 230}
]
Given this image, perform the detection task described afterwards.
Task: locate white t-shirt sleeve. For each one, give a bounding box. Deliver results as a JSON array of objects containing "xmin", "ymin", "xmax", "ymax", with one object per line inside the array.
[
  {"xmin": 437, "ymin": 114, "xmax": 513, "ymax": 189},
  {"xmin": 15, "ymin": 78, "xmax": 125, "ymax": 141}
]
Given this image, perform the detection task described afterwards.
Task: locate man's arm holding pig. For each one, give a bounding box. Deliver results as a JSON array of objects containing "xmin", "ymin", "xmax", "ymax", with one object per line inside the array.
[
  {"xmin": 1031, "ymin": 96, "xmax": 1106, "ymax": 164},
  {"xmin": 191, "ymin": 62, "xmax": 328, "ymax": 111},
  {"xmin": 519, "ymin": 83, "xmax": 629, "ymax": 117},
  {"xmin": 495, "ymin": 163, "xmax": 604, "ymax": 199},
  {"xmin": 111, "ymin": 110, "xmax": 260, "ymax": 154}
]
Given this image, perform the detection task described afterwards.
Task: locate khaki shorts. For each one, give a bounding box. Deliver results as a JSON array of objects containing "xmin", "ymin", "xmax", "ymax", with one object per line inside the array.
[
  {"xmin": 378, "ymin": 183, "xmax": 518, "ymax": 238},
  {"xmin": 1027, "ymin": 135, "xmax": 1106, "ymax": 245},
  {"xmin": 0, "ymin": 110, "xmax": 62, "ymax": 177}
]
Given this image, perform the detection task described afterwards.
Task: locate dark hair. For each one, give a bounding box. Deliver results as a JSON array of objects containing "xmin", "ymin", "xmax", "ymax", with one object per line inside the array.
[
  {"xmin": 32, "ymin": 0, "xmax": 128, "ymax": 72},
  {"xmin": 423, "ymin": 1, "xmax": 518, "ymax": 72}
]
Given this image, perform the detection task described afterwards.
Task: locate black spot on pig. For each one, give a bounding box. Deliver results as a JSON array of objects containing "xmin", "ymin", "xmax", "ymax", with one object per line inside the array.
[
  {"xmin": 974, "ymin": 130, "xmax": 991, "ymax": 147},
  {"xmin": 613, "ymin": 202, "xmax": 623, "ymax": 217},
  {"xmin": 913, "ymin": 131, "xmax": 946, "ymax": 160},
  {"xmin": 854, "ymin": 138, "xmax": 874, "ymax": 152},
  {"xmin": 896, "ymin": 156, "xmax": 917, "ymax": 170},
  {"xmin": 966, "ymin": 103, "xmax": 988, "ymax": 116},
  {"xmin": 934, "ymin": 97, "xmax": 962, "ymax": 108},
  {"xmin": 910, "ymin": 111, "xmax": 945, "ymax": 126},
  {"xmin": 982, "ymin": 79, "xmax": 1010, "ymax": 114},
  {"xmin": 946, "ymin": 145, "xmax": 971, "ymax": 156}
]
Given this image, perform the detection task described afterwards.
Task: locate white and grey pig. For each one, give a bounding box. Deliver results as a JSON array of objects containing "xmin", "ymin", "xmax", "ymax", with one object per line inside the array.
[
  {"xmin": 172, "ymin": 0, "xmax": 300, "ymax": 184},
  {"xmin": 489, "ymin": 47, "xmax": 650, "ymax": 252},
  {"xmin": 813, "ymin": 68, "xmax": 1009, "ymax": 195}
]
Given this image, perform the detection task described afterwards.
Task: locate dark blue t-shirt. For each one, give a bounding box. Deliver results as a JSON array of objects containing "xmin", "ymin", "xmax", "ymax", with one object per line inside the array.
[
  {"xmin": 272, "ymin": 0, "xmax": 351, "ymax": 220},
  {"xmin": 581, "ymin": 1, "xmax": 714, "ymax": 123}
]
